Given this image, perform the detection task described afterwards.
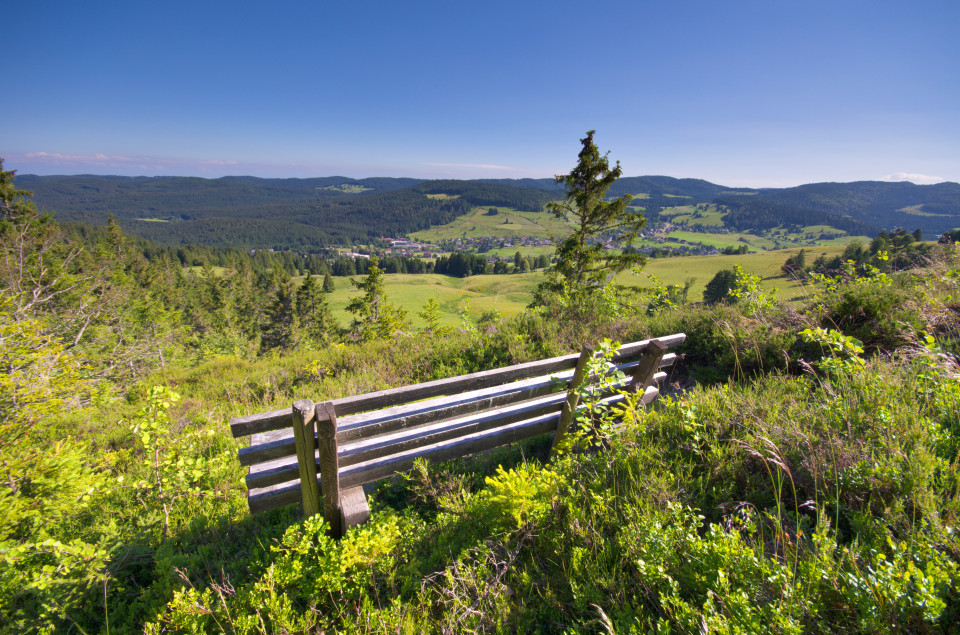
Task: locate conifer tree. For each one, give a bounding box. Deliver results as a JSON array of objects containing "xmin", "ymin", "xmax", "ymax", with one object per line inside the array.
[
  {"xmin": 296, "ymin": 274, "xmax": 333, "ymax": 344},
  {"xmin": 418, "ymin": 297, "xmax": 450, "ymax": 336},
  {"xmin": 322, "ymin": 272, "xmax": 335, "ymax": 293},
  {"xmin": 260, "ymin": 268, "xmax": 297, "ymax": 351},
  {"xmin": 346, "ymin": 256, "xmax": 408, "ymax": 340},
  {"xmin": 533, "ymin": 131, "xmax": 645, "ymax": 306}
]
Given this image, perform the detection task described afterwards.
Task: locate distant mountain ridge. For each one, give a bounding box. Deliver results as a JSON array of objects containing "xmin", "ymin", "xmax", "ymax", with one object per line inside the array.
[
  {"xmin": 755, "ymin": 181, "xmax": 960, "ymax": 232},
  {"xmin": 17, "ymin": 173, "xmax": 960, "ymax": 249}
]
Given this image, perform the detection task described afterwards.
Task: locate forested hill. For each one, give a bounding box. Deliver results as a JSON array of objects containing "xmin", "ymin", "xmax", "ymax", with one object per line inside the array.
[
  {"xmin": 18, "ymin": 175, "xmax": 555, "ymax": 250},
  {"xmin": 18, "ymin": 173, "xmax": 960, "ymax": 249},
  {"xmin": 16, "ymin": 174, "xmax": 423, "ymax": 219},
  {"xmin": 486, "ymin": 175, "xmax": 960, "ymax": 236},
  {"xmin": 751, "ymin": 181, "xmax": 960, "ymax": 236}
]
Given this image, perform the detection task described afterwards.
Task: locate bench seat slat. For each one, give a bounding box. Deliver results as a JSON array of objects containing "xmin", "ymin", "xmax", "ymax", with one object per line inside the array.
[{"xmin": 339, "ymin": 392, "xmax": 566, "ymax": 467}]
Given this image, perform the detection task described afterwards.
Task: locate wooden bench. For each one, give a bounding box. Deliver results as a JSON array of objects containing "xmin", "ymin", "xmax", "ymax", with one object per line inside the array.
[{"xmin": 230, "ymin": 334, "xmax": 685, "ymax": 536}]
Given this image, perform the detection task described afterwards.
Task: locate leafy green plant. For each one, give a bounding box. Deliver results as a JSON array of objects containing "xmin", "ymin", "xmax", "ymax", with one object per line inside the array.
[
  {"xmin": 728, "ymin": 264, "xmax": 777, "ymax": 316},
  {"xmin": 642, "ymin": 273, "xmax": 688, "ymax": 315},
  {"xmin": 130, "ymin": 386, "xmax": 230, "ymax": 542},
  {"xmin": 479, "ymin": 463, "xmax": 563, "ymax": 529},
  {"xmin": 346, "ymin": 255, "xmax": 409, "ymax": 341},
  {"xmin": 800, "ymin": 326, "xmax": 865, "ymax": 375}
]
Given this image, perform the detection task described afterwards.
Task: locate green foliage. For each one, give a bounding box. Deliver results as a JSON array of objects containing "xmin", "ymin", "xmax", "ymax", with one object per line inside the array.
[
  {"xmin": 295, "ymin": 273, "xmax": 334, "ymax": 345},
  {"xmin": 728, "ymin": 264, "xmax": 777, "ymax": 315},
  {"xmin": 810, "ymin": 260, "xmax": 925, "ymax": 352},
  {"xmin": 7, "ymin": 152, "xmax": 960, "ymax": 632},
  {"xmin": 130, "ymin": 386, "xmax": 231, "ymax": 542},
  {"xmin": 781, "ymin": 248, "xmax": 807, "ymax": 276},
  {"xmin": 642, "ymin": 273, "xmax": 690, "ymax": 315},
  {"xmin": 478, "ymin": 463, "xmax": 562, "ymax": 529},
  {"xmin": 800, "ymin": 326, "xmax": 866, "ymax": 375},
  {"xmin": 0, "ymin": 297, "xmax": 111, "ymax": 631},
  {"xmin": 0, "ymin": 302, "xmax": 87, "ymax": 439},
  {"xmin": 417, "ymin": 297, "xmax": 451, "ymax": 337},
  {"xmin": 0, "ymin": 158, "xmax": 38, "ymax": 222},
  {"xmin": 346, "ymin": 256, "xmax": 410, "ymax": 341},
  {"xmin": 571, "ymin": 338, "xmax": 629, "ymax": 444},
  {"xmin": 145, "ymin": 512, "xmax": 406, "ymax": 633},
  {"xmin": 259, "ymin": 267, "xmax": 298, "ymax": 352},
  {"xmin": 702, "ymin": 265, "xmax": 777, "ymax": 315},
  {"xmin": 703, "ymin": 268, "xmax": 738, "ymax": 304}
]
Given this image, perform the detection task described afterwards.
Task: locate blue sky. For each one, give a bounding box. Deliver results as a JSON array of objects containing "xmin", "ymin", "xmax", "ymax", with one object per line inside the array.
[{"xmin": 4, "ymin": 0, "xmax": 958, "ymax": 187}]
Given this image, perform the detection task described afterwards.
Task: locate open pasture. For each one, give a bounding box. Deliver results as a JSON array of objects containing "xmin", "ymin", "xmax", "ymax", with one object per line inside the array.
[
  {"xmin": 408, "ymin": 206, "xmax": 571, "ymax": 241},
  {"xmin": 315, "ymin": 245, "xmax": 850, "ymax": 328},
  {"xmin": 660, "ymin": 204, "xmax": 727, "ymax": 227}
]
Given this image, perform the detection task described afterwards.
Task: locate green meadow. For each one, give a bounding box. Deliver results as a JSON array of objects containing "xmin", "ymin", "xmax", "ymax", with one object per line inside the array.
[
  {"xmin": 317, "ymin": 245, "xmax": 850, "ymax": 328},
  {"xmin": 408, "ymin": 206, "xmax": 572, "ymax": 241},
  {"xmin": 319, "ymin": 183, "xmax": 372, "ymax": 193},
  {"xmin": 659, "ymin": 203, "xmax": 727, "ymax": 227}
]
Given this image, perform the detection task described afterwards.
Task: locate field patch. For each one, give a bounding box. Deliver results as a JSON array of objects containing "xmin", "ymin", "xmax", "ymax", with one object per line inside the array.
[
  {"xmin": 898, "ymin": 204, "xmax": 951, "ymax": 217},
  {"xmin": 319, "ymin": 184, "xmax": 372, "ymax": 193},
  {"xmin": 409, "ymin": 206, "xmax": 573, "ymax": 241}
]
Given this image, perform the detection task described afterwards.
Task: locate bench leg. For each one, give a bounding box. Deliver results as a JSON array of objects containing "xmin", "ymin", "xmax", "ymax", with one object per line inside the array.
[
  {"xmin": 339, "ymin": 486, "xmax": 371, "ymax": 531},
  {"xmin": 550, "ymin": 345, "xmax": 594, "ymax": 459},
  {"xmin": 292, "ymin": 400, "xmax": 321, "ymax": 518},
  {"xmin": 316, "ymin": 401, "xmax": 343, "ymax": 537},
  {"xmin": 629, "ymin": 339, "xmax": 668, "ymax": 392}
]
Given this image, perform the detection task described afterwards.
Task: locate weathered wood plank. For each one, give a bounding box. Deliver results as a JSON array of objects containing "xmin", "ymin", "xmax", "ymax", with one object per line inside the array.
[
  {"xmin": 238, "ymin": 333, "xmax": 687, "ymax": 515},
  {"xmin": 231, "ymin": 408, "xmax": 291, "ymax": 438},
  {"xmin": 551, "ymin": 345, "xmax": 594, "ymax": 456},
  {"xmin": 317, "ymin": 402, "xmax": 343, "ymax": 538},
  {"xmin": 332, "ymin": 333, "xmax": 684, "ymax": 421},
  {"xmin": 339, "ymin": 411, "xmax": 565, "ymax": 489},
  {"xmin": 248, "ymin": 482, "xmax": 300, "ymax": 514},
  {"xmin": 230, "ymin": 334, "xmax": 685, "ymax": 437},
  {"xmin": 244, "ymin": 392, "xmax": 562, "ymax": 491},
  {"xmin": 339, "ymin": 391, "xmax": 567, "ymax": 468},
  {"xmin": 340, "ymin": 486, "xmax": 370, "ymax": 530},
  {"xmin": 292, "ymin": 400, "xmax": 321, "ymax": 518},
  {"xmin": 237, "ymin": 375, "xmax": 564, "ymax": 469},
  {"xmin": 630, "ymin": 339, "xmax": 669, "ymax": 392},
  {"xmin": 246, "ymin": 388, "xmax": 663, "ymax": 515},
  {"xmin": 238, "ymin": 434, "xmax": 299, "ymax": 467},
  {"xmin": 337, "ymin": 375, "xmax": 562, "ymax": 443}
]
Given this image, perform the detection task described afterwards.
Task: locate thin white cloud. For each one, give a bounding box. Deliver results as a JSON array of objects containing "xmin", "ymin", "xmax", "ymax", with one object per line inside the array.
[
  {"xmin": 879, "ymin": 172, "xmax": 946, "ymax": 185},
  {"xmin": 23, "ymin": 152, "xmax": 238, "ymax": 169},
  {"xmin": 425, "ymin": 162, "xmax": 514, "ymax": 171}
]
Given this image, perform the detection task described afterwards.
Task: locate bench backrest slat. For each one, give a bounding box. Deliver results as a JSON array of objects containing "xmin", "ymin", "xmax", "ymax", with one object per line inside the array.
[
  {"xmin": 230, "ymin": 333, "xmax": 686, "ymax": 438},
  {"xmin": 237, "ymin": 353, "xmax": 675, "ymax": 472}
]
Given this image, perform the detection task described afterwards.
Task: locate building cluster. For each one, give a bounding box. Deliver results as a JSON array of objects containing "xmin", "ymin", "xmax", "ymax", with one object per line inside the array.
[
  {"xmin": 436, "ymin": 236, "xmax": 555, "ymax": 253},
  {"xmin": 379, "ymin": 238, "xmax": 440, "ymax": 258}
]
